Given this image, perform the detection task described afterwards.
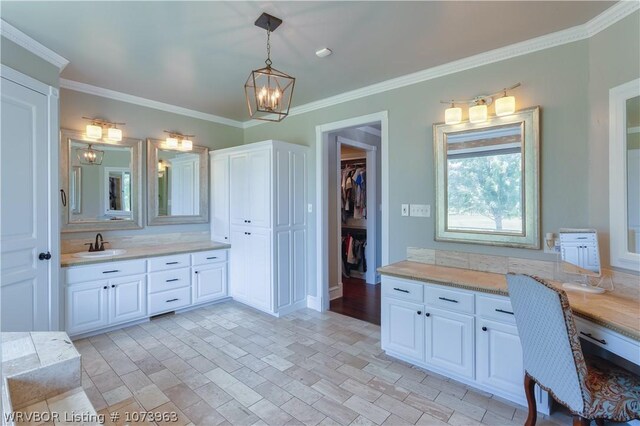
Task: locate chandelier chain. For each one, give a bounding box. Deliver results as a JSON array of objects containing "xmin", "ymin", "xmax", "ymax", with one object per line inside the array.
[{"xmin": 265, "ymin": 23, "xmax": 272, "ymax": 67}]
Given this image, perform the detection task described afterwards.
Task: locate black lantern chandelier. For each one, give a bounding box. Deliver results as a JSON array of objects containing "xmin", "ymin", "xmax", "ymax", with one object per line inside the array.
[{"xmin": 244, "ymin": 13, "xmax": 295, "ymax": 122}]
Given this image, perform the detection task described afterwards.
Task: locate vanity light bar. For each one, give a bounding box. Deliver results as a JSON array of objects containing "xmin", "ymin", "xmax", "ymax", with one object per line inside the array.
[
  {"xmin": 441, "ymin": 83, "xmax": 521, "ymax": 124},
  {"xmin": 82, "ymin": 117, "xmax": 126, "ymax": 142},
  {"xmin": 163, "ymin": 130, "xmax": 195, "ymax": 151}
]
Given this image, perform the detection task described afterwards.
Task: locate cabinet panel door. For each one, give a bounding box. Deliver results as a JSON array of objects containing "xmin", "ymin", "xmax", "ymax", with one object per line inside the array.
[
  {"xmin": 229, "ymin": 228, "xmax": 247, "ymax": 300},
  {"xmin": 247, "ymin": 229, "xmax": 272, "ymax": 311},
  {"xmin": 193, "ymin": 263, "xmax": 227, "ymax": 303},
  {"xmin": 211, "ymin": 154, "xmax": 230, "ymax": 242},
  {"xmin": 66, "ymin": 282, "xmax": 109, "ymax": 335},
  {"xmin": 229, "ymin": 154, "xmax": 249, "ymax": 226},
  {"xmin": 382, "ymin": 298, "xmax": 424, "ymax": 362},
  {"xmin": 477, "ymin": 319, "xmax": 524, "ymax": 397},
  {"xmin": 247, "ymin": 149, "xmax": 271, "ymax": 228},
  {"xmin": 275, "ymin": 230, "xmax": 291, "ymax": 310},
  {"xmin": 292, "ymin": 228, "xmax": 306, "ymax": 304},
  {"xmin": 110, "ymin": 275, "xmax": 147, "ymax": 325},
  {"xmin": 425, "ymin": 307, "xmax": 474, "ymax": 378},
  {"xmin": 291, "ymin": 150, "xmax": 307, "ymax": 227}
]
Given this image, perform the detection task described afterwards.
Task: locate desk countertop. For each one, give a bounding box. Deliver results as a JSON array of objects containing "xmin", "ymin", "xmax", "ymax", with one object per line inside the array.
[
  {"xmin": 61, "ymin": 241, "xmax": 231, "ymax": 267},
  {"xmin": 378, "ymin": 261, "xmax": 640, "ymax": 341}
]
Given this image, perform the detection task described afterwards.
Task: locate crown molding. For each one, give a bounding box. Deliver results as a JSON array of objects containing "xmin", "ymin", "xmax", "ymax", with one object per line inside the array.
[
  {"xmin": 243, "ymin": 1, "xmax": 638, "ymax": 128},
  {"xmin": 0, "ymin": 19, "xmax": 69, "ymax": 71},
  {"xmin": 60, "ymin": 79, "xmax": 244, "ymax": 129}
]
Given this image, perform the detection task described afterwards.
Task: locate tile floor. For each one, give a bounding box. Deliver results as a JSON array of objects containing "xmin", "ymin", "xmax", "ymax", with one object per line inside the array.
[{"xmin": 75, "ymin": 301, "xmax": 573, "ymax": 425}]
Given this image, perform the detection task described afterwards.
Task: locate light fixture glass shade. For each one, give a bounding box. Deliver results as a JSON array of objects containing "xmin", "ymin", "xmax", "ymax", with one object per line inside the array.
[
  {"xmin": 245, "ymin": 66, "xmax": 295, "ymax": 122},
  {"xmin": 495, "ymin": 95, "xmax": 516, "ymax": 116},
  {"xmin": 469, "ymin": 104, "xmax": 488, "ymax": 123},
  {"xmin": 86, "ymin": 124, "xmax": 102, "ymax": 139},
  {"xmin": 76, "ymin": 144, "xmax": 104, "ymax": 165},
  {"xmin": 107, "ymin": 127, "xmax": 122, "ymax": 141},
  {"xmin": 166, "ymin": 137, "xmax": 179, "ymax": 149},
  {"xmin": 444, "ymin": 107, "xmax": 462, "ymax": 125},
  {"xmin": 181, "ymin": 139, "xmax": 193, "ymax": 150}
]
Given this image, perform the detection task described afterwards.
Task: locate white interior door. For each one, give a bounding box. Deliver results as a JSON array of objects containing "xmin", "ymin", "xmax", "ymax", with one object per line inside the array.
[{"xmin": 1, "ymin": 77, "xmax": 51, "ymax": 331}]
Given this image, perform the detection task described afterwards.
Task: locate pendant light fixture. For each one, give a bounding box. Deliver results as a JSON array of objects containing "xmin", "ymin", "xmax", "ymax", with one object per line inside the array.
[
  {"xmin": 244, "ymin": 13, "xmax": 295, "ymax": 122},
  {"xmin": 494, "ymin": 88, "xmax": 517, "ymax": 116},
  {"xmin": 468, "ymin": 100, "xmax": 488, "ymax": 124},
  {"xmin": 77, "ymin": 144, "xmax": 104, "ymax": 165},
  {"xmin": 83, "ymin": 117, "xmax": 125, "ymax": 141}
]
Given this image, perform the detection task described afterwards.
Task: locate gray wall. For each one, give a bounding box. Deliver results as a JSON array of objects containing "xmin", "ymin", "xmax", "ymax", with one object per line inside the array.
[
  {"xmin": 244, "ymin": 12, "xmax": 640, "ymax": 296},
  {"xmin": 1, "ymin": 36, "xmax": 59, "ymax": 87},
  {"xmin": 60, "ymin": 89, "xmax": 244, "ymax": 241}
]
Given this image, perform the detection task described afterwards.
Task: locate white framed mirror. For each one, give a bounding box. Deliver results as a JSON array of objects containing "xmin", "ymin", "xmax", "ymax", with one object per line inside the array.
[
  {"xmin": 147, "ymin": 139, "xmax": 209, "ymax": 225},
  {"xmin": 609, "ymin": 78, "xmax": 640, "ymax": 271},
  {"xmin": 433, "ymin": 106, "xmax": 540, "ymax": 248},
  {"xmin": 60, "ymin": 128, "xmax": 143, "ymax": 232}
]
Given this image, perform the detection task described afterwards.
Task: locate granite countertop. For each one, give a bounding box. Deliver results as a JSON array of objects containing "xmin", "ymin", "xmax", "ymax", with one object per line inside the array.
[
  {"xmin": 61, "ymin": 241, "xmax": 231, "ymax": 267},
  {"xmin": 378, "ymin": 261, "xmax": 640, "ymax": 341}
]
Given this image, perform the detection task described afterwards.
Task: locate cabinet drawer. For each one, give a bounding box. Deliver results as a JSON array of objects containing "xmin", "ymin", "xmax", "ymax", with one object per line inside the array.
[
  {"xmin": 148, "ymin": 254, "xmax": 191, "ymax": 272},
  {"xmin": 574, "ymin": 317, "xmax": 640, "ymax": 365},
  {"xmin": 425, "ymin": 284, "xmax": 474, "ymax": 314},
  {"xmin": 476, "ymin": 295, "xmax": 516, "ymax": 324},
  {"xmin": 148, "ymin": 268, "xmax": 191, "ymax": 294},
  {"xmin": 149, "ymin": 287, "xmax": 191, "ymax": 315},
  {"xmin": 66, "ymin": 259, "xmax": 146, "ymax": 284},
  {"xmin": 192, "ymin": 250, "xmax": 228, "ymax": 266},
  {"xmin": 382, "ymin": 277, "xmax": 424, "ymax": 303}
]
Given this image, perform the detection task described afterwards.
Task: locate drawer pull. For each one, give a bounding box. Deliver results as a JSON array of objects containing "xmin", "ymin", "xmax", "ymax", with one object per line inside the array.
[
  {"xmin": 166, "ymin": 278, "xmax": 179, "ymax": 282},
  {"xmin": 438, "ymin": 296, "xmax": 458, "ymax": 303},
  {"xmin": 165, "ymin": 261, "xmax": 179, "ymax": 265},
  {"xmin": 206, "ymin": 256, "xmax": 218, "ymax": 260},
  {"xmin": 166, "ymin": 298, "xmax": 179, "ymax": 303},
  {"xmin": 580, "ymin": 331, "xmax": 606, "ymax": 345},
  {"xmin": 393, "ymin": 288, "xmax": 409, "ymax": 294},
  {"xmin": 495, "ymin": 308, "xmax": 514, "ymax": 315},
  {"xmin": 102, "ymin": 270, "xmax": 119, "ymax": 274}
]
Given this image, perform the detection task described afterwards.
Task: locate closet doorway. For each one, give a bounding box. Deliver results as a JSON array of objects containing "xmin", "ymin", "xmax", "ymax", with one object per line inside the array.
[{"xmin": 328, "ymin": 129, "xmax": 381, "ymax": 324}]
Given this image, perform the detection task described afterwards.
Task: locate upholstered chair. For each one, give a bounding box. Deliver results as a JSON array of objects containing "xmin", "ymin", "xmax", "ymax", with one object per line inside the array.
[{"xmin": 506, "ymin": 274, "xmax": 640, "ymax": 426}]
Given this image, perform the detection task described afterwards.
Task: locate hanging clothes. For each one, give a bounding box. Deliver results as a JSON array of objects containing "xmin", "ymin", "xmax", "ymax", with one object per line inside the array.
[{"xmin": 341, "ymin": 162, "xmax": 367, "ymax": 223}]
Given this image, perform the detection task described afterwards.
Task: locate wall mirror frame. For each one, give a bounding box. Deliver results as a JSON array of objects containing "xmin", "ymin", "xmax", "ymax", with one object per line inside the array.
[
  {"xmin": 433, "ymin": 106, "xmax": 540, "ymax": 249},
  {"xmin": 60, "ymin": 128, "xmax": 143, "ymax": 232},
  {"xmin": 147, "ymin": 139, "xmax": 209, "ymax": 225},
  {"xmin": 609, "ymin": 78, "xmax": 640, "ymax": 272}
]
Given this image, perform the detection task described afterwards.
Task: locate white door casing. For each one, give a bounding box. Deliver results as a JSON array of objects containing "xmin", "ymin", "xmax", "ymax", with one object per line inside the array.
[{"xmin": 1, "ymin": 67, "xmax": 59, "ymax": 331}]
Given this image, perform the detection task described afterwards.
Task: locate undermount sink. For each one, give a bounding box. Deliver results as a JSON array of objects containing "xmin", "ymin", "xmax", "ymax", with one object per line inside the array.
[{"xmin": 73, "ymin": 249, "xmax": 126, "ymax": 258}]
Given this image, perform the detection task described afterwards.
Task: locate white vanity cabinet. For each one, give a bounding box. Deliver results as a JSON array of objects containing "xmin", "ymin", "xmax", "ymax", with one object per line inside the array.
[
  {"xmin": 211, "ymin": 140, "xmax": 308, "ymax": 316},
  {"xmin": 381, "ymin": 276, "xmax": 549, "ymax": 413},
  {"xmin": 64, "ymin": 248, "xmax": 229, "ymax": 337},
  {"xmin": 65, "ymin": 259, "xmax": 147, "ymax": 336}
]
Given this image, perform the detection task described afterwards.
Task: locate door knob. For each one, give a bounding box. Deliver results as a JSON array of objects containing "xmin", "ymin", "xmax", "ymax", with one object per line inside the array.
[
  {"xmin": 38, "ymin": 252, "xmax": 52, "ymax": 260},
  {"xmin": 417, "ymin": 311, "xmax": 422, "ymax": 315},
  {"xmin": 425, "ymin": 313, "xmax": 430, "ymax": 317}
]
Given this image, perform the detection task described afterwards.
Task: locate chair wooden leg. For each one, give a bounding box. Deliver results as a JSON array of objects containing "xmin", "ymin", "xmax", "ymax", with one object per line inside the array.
[
  {"xmin": 524, "ymin": 373, "xmax": 537, "ymax": 426},
  {"xmin": 572, "ymin": 416, "xmax": 590, "ymax": 426}
]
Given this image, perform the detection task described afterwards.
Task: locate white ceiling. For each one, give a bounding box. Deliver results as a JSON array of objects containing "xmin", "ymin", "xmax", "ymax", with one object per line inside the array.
[{"xmin": 1, "ymin": 1, "xmax": 614, "ymax": 122}]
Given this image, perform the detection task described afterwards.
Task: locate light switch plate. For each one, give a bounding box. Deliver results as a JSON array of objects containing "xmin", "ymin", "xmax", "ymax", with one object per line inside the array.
[
  {"xmin": 308, "ymin": 203, "xmax": 313, "ymax": 213},
  {"xmin": 410, "ymin": 204, "xmax": 431, "ymax": 217},
  {"xmin": 401, "ymin": 204, "xmax": 409, "ymax": 217}
]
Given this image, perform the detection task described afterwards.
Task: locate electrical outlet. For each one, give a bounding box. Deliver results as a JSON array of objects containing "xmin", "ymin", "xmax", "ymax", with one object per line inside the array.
[
  {"xmin": 307, "ymin": 203, "xmax": 313, "ymax": 213},
  {"xmin": 410, "ymin": 204, "xmax": 431, "ymax": 217},
  {"xmin": 401, "ymin": 204, "xmax": 409, "ymax": 217}
]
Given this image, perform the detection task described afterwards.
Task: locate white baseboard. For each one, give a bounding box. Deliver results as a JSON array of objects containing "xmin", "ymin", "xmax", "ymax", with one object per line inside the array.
[
  {"xmin": 306, "ymin": 295, "xmax": 322, "ymax": 312},
  {"xmin": 329, "ymin": 283, "xmax": 343, "ymax": 300},
  {"xmin": 278, "ymin": 299, "xmax": 308, "ymax": 316}
]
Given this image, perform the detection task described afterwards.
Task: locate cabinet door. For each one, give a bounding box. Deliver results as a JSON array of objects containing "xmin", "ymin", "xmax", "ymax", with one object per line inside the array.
[
  {"xmin": 66, "ymin": 282, "xmax": 109, "ymax": 335},
  {"xmin": 229, "ymin": 227, "xmax": 247, "ymax": 300},
  {"xmin": 246, "ymin": 228, "xmax": 272, "ymax": 311},
  {"xmin": 381, "ymin": 298, "xmax": 425, "ymax": 362},
  {"xmin": 229, "ymin": 153, "xmax": 249, "ymax": 226},
  {"xmin": 110, "ymin": 275, "xmax": 147, "ymax": 325},
  {"xmin": 247, "ymin": 149, "xmax": 271, "ymax": 228},
  {"xmin": 425, "ymin": 307, "xmax": 474, "ymax": 378},
  {"xmin": 193, "ymin": 263, "xmax": 227, "ymax": 304},
  {"xmin": 476, "ymin": 319, "xmax": 524, "ymax": 397},
  {"xmin": 211, "ymin": 154, "xmax": 230, "ymax": 242}
]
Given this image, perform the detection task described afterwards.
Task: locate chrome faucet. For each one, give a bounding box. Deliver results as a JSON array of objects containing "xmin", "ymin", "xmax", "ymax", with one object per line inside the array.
[{"xmin": 85, "ymin": 233, "xmax": 108, "ymax": 252}]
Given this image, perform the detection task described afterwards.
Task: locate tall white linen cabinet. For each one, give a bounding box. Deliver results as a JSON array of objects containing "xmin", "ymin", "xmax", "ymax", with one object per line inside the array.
[{"xmin": 211, "ymin": 140, "xmax": 308, "ymax": 316}]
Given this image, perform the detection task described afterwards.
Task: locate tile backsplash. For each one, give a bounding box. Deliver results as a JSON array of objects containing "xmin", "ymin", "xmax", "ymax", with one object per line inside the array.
[
  {"xmin": 407, "ymin": 247, "xmax": 639, "ymax": 300},
  {"xmin": 61, "ymin": 231, "xmax": 210, "ymax": 254}
]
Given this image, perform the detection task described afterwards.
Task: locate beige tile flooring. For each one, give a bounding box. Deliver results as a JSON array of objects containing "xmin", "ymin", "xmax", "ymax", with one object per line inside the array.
[{"xmin": 77, "ymin": 301, "xmax": 573, "ymax": 426}]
